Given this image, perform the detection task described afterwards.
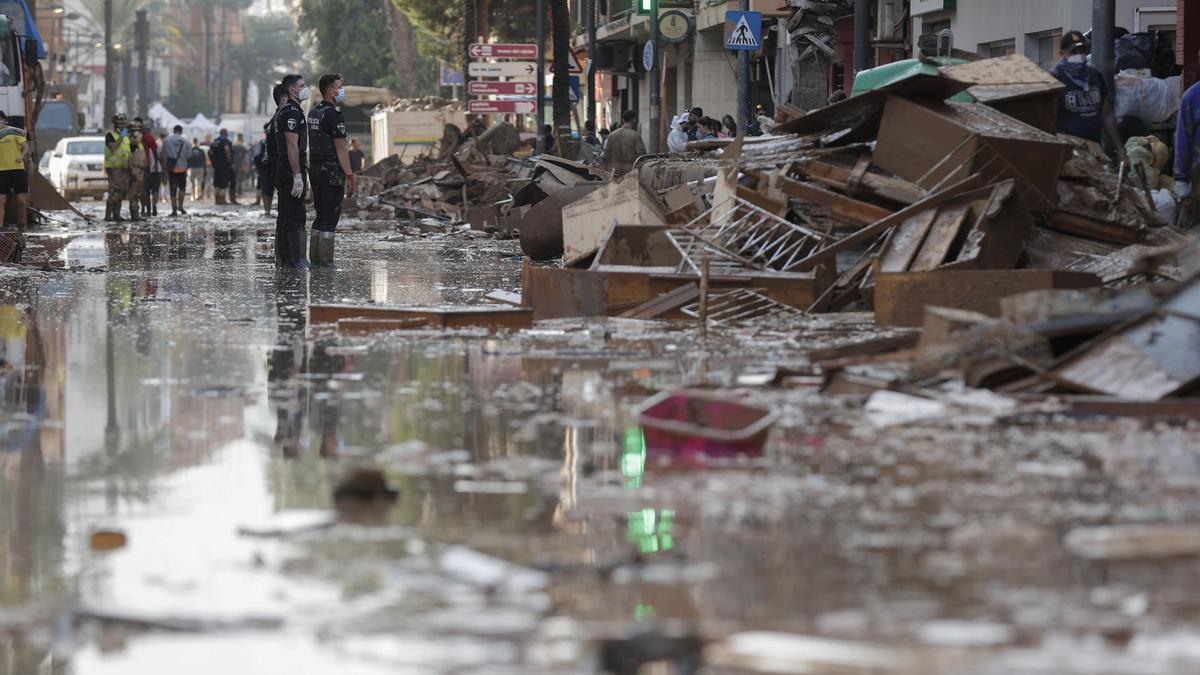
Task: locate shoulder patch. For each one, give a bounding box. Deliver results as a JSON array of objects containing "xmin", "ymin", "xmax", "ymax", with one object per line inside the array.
[
  {"xmin": 287, "ymin": 117, "xmax": 297, "ymax": 130},
  {"xmin": 336, "ymin": 122, "xmax": 346, "ymax": 134}
]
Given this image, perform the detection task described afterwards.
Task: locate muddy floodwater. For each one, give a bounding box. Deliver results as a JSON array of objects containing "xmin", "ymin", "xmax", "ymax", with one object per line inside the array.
[{"xmin": 3, "ymin": 207, "xmax": 1200, "ymax": 674}]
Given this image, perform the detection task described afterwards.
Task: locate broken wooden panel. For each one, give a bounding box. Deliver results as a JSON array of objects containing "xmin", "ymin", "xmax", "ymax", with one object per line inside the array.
[
  {"xmin": 916, "ymin": 306, "xmax": 994, "ymax": 350},
  {"xmin": 519, "ymin": 183, "xmax": 605, "ymax": 261},
  {"xmin": 592, "ymin": 224, "xmax": 681, "ymax": 271},
  {"xmin": 951, "ymin": 179, "xmax": 1031, "ymax": 270},
  {"xmin": 777, "ymin": 176, "xmax": 893, "ymax": 227},
  {"xmin": 1049, "ymin": 314, "xmax": 1200, "ymax": 400},
  {"xmin": 797, "ymin": 158, "xmax": 928, "ymax": 206},
  {"xmin": 878, "ymin": 209, "xmax": 938, "ymax": 273},
  {"xmin": 873, "ymin": 268, "xmax": 1103, "ymax": 328},
  {"xmin": 909, "ymin": 203, "xmax": 973, "ymax": 272},
  {"xmin": 938, "ymin": 54, "xmax": 1064, "ymax": 133},
  {"xmin": 999, "ymin": 287, "xmax": 1160, "ymax": 338},
  {"xmin": 872, "ymin": 96, "xmax": 1071, "ymax": 212},
  {"xmin": 310, "ymin": 304, "xmax": 534, "ymax": 332},
  {"xmin": 561, "ymin": 172, "xmax": 666, "ymax": 266}
]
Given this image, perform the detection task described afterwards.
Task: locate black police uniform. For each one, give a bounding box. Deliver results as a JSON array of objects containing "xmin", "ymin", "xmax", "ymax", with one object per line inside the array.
[
  {"xmin": 258, "ymin": 120, "xmax": 275, "ymax": 202},
  {"xmin": 306, "ymin": 100, "xmax": 347, "ymax": 233},
  {"xmin": 272, "ymin": 100, "xmax": 307, "ymax": 267}
]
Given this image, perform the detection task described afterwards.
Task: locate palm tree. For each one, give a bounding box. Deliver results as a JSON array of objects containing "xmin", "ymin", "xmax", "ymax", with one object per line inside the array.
[
  {"xmin": 78, "ymin": 0, "xmax": 151, "ymax": 117},
  {"xmin": 227, "ymin": 13, "xmax": 302, "ymax": 113},
  {"xmin": 549, "ymin": 0, "xmax": 571, "ymax": 156}
]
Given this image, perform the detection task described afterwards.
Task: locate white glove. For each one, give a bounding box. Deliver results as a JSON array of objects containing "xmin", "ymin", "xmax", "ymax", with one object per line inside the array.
[
  {"xmin": 1176, "ymin": 179, "xmax": 1191, "ymax": 199},
  {"xmin": 291, "ymin": 173, "xmax": 304, "ymax": 198}
]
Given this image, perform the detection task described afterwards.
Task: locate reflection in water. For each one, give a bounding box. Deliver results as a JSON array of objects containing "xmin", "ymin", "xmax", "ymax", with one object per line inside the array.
[{"xmin": 269, "ymin": 273, "xmax": 308, "ymax": 458}]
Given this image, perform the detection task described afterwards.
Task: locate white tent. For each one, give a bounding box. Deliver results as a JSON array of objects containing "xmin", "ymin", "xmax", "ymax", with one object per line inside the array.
[
  {"xmin": 185, "ymin": 112, "xmax": 220, "ymax": 140},
  {"xmin": 147, "ymin": 102, "xmax": 185, "ymax": 132}
]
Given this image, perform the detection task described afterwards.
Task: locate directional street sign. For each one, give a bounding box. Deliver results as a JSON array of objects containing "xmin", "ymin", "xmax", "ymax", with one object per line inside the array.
[
  {"xmin": 468, "ymin": 100, "xmax": 537, "ymax": 114},
  {"xmin": 468, "ymin": 81, "xmax": 537, "ymax": 96},
  {"xmin": 724, "ymin": 10, "xmax": 762, "ymax": 51},
  {"xmin": 467, "ymin": 61, "xmax": 539, "ymax": 78},
  {"xmin": 469, "ymin": 43, "xmax": 538, "ymax": 59}
]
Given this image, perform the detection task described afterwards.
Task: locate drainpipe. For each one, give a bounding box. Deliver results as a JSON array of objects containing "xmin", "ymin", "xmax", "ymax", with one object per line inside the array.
[
  {"xmin": 737, "ymin": 0, "xmax": 749, "ymax": 133},
  {"xmin": 1092, "ymin": 0, "xmax": 1115, "ymax": 85},
  {"xmin": 853, "ymin": 0, "xmax": 870, "ymax": 76}
]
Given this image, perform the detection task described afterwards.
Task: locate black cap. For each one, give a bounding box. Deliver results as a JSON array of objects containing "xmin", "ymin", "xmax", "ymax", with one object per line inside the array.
[
  {"xmin": 1061, "ymin": 31, "xmax": 1089, "ymax": 52},
  {"xmin": 0, "ymin": 111, "xmax": 7, "ymax": 120}
]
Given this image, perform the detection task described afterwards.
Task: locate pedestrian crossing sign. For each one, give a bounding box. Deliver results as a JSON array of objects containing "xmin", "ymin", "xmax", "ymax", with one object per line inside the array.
[{"xmin": 724, "ymin": 11, "xmax": 762, "ymax": 51}]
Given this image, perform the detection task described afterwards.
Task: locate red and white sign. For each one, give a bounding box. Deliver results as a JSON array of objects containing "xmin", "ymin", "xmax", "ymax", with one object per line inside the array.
[
  {"xmin": 548, "ymin": 49, "xmax": 584, "ymax": 74},
  {"xmin": 469, "ymin": 43, "xmax": 538, "ymax": 59},
  {"xmin": 468, "ymin": 81, "xmax": 537, "ymax": 96},
  {"xmin": 468, "ymin": 100, "xmax": 536, "ymax": 114}
]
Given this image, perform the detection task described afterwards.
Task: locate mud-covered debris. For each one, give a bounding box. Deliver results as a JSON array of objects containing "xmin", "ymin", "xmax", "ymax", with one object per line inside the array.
[
  {"xmin": 333, "ymin": 468, "xmax": 399, "ymax": 504},
  {"xmin": 598, "ymin": 627, "xmax": 705, "ymax": 675},
  {"xmin": 1064, "ymin": 524, "xmax": 1200, "ymax": 560}
]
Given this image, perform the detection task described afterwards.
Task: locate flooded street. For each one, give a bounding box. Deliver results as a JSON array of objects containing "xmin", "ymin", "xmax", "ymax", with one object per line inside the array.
[{"xmin": 3, "ymin": 207, "xmax": 1200, "ymax": 674}]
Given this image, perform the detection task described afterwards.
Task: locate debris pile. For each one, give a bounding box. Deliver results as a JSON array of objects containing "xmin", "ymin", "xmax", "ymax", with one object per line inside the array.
[{"xmin": 345, "ymin": 52, "xmax": 1197, "ymax": 414}]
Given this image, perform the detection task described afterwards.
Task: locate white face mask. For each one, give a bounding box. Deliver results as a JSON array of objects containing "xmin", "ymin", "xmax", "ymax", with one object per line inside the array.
[
  {"xmin": 335, "ymin": 87, "xmax": 345, "ymax": 104},
  {"xmin": 295, "ymin": 85, "xmax": 310, "ymax": 102},
  {"xmin": 1067, "ymin": 54, "xmax": 1087, "ymax": 64}
]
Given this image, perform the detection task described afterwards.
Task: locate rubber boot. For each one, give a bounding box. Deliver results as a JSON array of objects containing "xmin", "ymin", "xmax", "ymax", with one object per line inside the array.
[
  {"xmin": 178, "ymin": 192, "xmax": 187, "ymax": 214},
  {"xmin": 215, "ymin": 191, "xmax": 227, "ymax": 205},
  {"xmin": 128, "ymin": 200, "xmax": 141, "ymax": 222},
  {"xmin": 263, "ymin": 193, "xmax": 272, "ymax": 216},
  {"xmin": 310, "ymin": 231, "xmax": 335, "ymax": 267},
  {"xmin": 169, "ymin": 192, "xmax": 178, "ymax": 217},
  {"xmin": 293, "ymin": 228, "xmax": 310, "ymax": 270},
  {"xmin": 229, "ymin": 188, "xmax": 239, "ymax": 206}
]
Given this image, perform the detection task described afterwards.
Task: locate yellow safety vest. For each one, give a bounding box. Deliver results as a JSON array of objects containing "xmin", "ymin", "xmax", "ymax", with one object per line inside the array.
[{"xmin": 104, "ymin": 133, "xmax": 131, "ymax": 169}]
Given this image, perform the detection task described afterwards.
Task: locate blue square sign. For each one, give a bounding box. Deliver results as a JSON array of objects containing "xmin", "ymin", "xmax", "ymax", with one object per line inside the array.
[{"xmin": 724, "ymin": 11, "xmax": 762, "ymax": 51}]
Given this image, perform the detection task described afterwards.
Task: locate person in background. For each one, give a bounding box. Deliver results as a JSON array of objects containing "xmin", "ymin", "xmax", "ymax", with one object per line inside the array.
[
  {"xmin": 600, "ymin": 110, "xmax": 647, "ymax": 175},
  {"xmin": 0, "ymin": 110, "xmax": 30, "ymax": 238},
  {"xmin": 722, "ymin": 114, "xmax": 737, "ymax": 139},
  {"xmin": 542, "ymin": 124, "xmax": 556, "ymax": 155},
  {"xmin": 161, "ymin": 125, "xmax": 189, "ymax": 216},
  {"xmin": 209, "ymin": 128, "xmax": 234, "ymax": 205},
  {"xmin": 156, "ymin": 131, "xmax": 168, "ymax": 207},
  {"xmin": 1049, "ymin": 30, "xmax": 1126, "ymax": 164},
  {"xmin": 257, "ymin": 83, "xmax": 288, "ymax": 216},
  {"xmin": 133, "ymin": 117, "xmax": 160, "ymax": 216},
  {"xmin": 1175, "ymin": 49, "xmax": 1200, "ymax": 228},
  {"xmin": 696, "ymin": 117, "xmax": 721, "ymax": 140},
  {"xmin": 187, "ymin": 138, "xmax": 205, "ymax": 202},
  {"xmin": 348, "ymin": 137, "xmax": 367, "ymax": 174},
  {"xmin": 582, "ymin": 119, "xmax": 599, "ymax": 146},
  {"xmin": 686, "ymin": 107, "xmax": 703, "ymax": 142},
  {"xmin": 232, "ymin": 133, "xmax": 248, "ymax": 203},
  {"xmin": 599, "ymin": 127, "xmax": 610, "ymax": 148},
  {"xmin": 103, "ymin": 113, "xmax": 131, "ymax": 222},
  {"xmin": 127, "ymin": 121, "xmax": 148, "ymax": 221}
]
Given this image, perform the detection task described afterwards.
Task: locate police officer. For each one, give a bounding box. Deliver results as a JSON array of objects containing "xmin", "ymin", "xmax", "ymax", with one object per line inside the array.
[
  {"xmin": 306, "ymin": 73, "xmax": 355, "ymax": 267},
  {"xmin": 103, "ymin": 113, "xmax": 132, "ymax": 222},
  {"xmin": 260, "ymin": 83, "xmax": 288, "ymax": 217},
  {"xmin": 273, "ymin": 74, "xmax": 310, "ymax": 269}
]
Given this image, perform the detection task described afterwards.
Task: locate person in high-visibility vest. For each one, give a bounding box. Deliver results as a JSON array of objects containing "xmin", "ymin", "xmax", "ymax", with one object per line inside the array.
[{"xmin": 104, "ymin": 113, "xmax": 132, "ymax": 222}]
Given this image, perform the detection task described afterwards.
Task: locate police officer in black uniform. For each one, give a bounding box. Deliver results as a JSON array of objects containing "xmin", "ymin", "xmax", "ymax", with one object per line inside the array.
[
  {"xmin": 273, "ymin": 73, "xmax": 310, "ymax": 269},
  {"xmin": 260, "ymin": 83, "xmax": 288, "ymax": 217},
  {"xmin": 306, "ymin": 73, "xmax": 356, "ymax": 267}
]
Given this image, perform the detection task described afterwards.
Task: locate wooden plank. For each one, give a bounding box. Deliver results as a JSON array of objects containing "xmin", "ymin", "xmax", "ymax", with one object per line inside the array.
[
  {"xmin": 1046, "ymin": 210, "xmax": 1147, "ymax": 246},
  {"xmin": 800, "ymin": 159, "xmax": 927, "ymax": 205},
  {"xmin": 485, "ymin": 290, "xmax": 523, "ymax": 306},
  {"xmin": 619, "ymin": 283, "xmax": 700, "ymax": 320},
  {"xmin": 310, "ymin": 303, "xmax": 532, "ymax": 331},
  {"xmin": 873, "ymin": 268, "xmax": 1103, "ymax": 328},
  {"xmin": 878, "ymin": 209, "xmax": 938, "ymax": 273},
  {"xmin": 777, "ymin": 177, "xmax": 893, "ymax": 227},
  {"xmin": 910, "ymin": 202, "xmax": 972, "ymax": 271}
]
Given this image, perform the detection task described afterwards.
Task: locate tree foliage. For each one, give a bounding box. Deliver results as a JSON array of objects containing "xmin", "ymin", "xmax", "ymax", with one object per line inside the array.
[
  {"xmin": 298, "ymin": 0, "xmax": 396, "ymax": 88},
  {"xmin": 227, "ymin": 13, "xmax": 303, "ymax": 112},
  {"xmin": 166, "ymin": 74, "xmax": 213, "ymax": 117}
]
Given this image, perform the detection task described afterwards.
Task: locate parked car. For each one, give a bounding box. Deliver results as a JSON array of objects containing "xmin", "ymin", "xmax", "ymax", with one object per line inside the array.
[
  {"xmin": 37, "ymin": 149, "xmax": 51, "ymax": 177},
  {"xmin": 48, "ymin": 136, "xmax": 107, "ymax": 200}
]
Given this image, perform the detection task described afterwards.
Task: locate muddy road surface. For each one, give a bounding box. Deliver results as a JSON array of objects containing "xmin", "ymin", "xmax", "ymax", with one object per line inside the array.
[{"xmin": 2, "ymin": 205, "xmax": 1200, "ymax": 674}]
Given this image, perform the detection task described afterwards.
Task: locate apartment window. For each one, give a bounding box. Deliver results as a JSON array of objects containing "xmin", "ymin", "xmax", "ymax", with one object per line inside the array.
[
  {"xmin": 979, "ymin": 39, "xmax": 1015, "ymax": 59},
  {"xmin": 1026, "ymin": 29, "xmax": 1063, "ymax": 70}
]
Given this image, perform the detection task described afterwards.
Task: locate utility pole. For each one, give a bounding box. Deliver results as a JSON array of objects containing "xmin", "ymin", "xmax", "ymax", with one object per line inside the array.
[
  {"xmin": 586, "ymin": 0, "xmax": 596, "ymax": 129},
  {"xmin": 135, "ymin": 9, "xmax": 148, "ymax": 119},
  {"xmin": 737, "ymin": 0, "xmax": 750, "ymax": 133},
  {"xmin": 536, "ymin": 0, "xmax": 545, "ymax": 153},
  {"xmin": 1092, "ymin": 0, "xmax": 1116, "ymax": 86},
  {"xmin": 648, "ymin": 0, "xmax": 660, "ymax": 153},
  {"xmin": 103, "ymin": 0, "xmax": 115, "ymax": 121},
  {"xmin": 853, "ymin": 0, "xmax": 870, "ymax": 77}
]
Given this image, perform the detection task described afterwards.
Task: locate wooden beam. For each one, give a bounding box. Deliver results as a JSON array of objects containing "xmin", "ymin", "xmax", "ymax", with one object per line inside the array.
[
  {"xmin": 799, "ymin": 159, "xmax": 928, "ymax": 205},
  {"xmin": 777, "ymin": 176, "xmax": 893, "ymax": 227}
]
